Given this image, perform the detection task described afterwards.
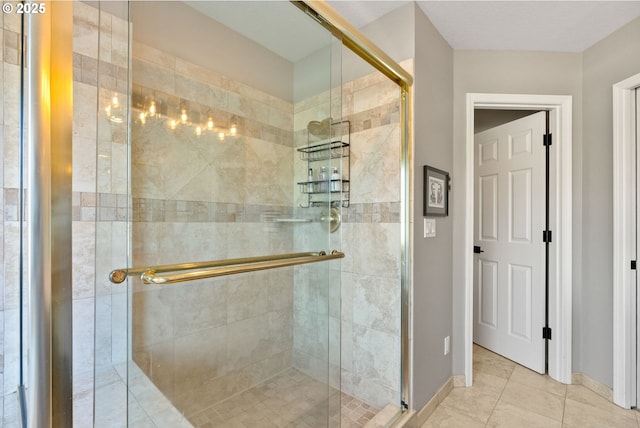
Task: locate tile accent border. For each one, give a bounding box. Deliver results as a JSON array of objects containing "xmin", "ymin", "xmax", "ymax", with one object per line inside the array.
[
  {"xmin": 342, "ymin": 202, "xmax": 401, "ymax": 224},
  {"xmin": 132, "ymin": 198, "xmax": 293, "ymax": 223},
  {"xmin": 73, "ymin": 52, "xmax": 128, "ymax": 93},
  {"xmin": 68, "ymin": 190, "xmax": 401, "ymax": 224}
]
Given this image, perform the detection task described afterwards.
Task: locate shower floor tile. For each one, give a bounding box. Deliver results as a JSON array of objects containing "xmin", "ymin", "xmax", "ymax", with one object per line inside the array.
[{"xmin": 188, "ymin": 368, "xmax": 380, "ymax": 427}]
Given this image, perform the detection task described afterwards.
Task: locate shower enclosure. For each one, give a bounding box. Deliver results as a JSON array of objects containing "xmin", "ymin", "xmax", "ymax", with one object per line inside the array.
[{"xmin": 1, "ymin": 1, "xmax": 411, "ymax": 426}]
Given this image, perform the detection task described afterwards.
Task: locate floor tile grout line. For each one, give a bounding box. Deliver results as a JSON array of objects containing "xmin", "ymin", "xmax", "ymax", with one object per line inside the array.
[{"xmin": 482, "ymin": 363, "xmax": 516, "ymax": 427}]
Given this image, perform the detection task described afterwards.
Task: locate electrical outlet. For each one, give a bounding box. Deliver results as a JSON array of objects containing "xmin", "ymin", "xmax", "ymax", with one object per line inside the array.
[{"xmin": 444, "ymin": 336, "xmax": 450, "ymax": 355}]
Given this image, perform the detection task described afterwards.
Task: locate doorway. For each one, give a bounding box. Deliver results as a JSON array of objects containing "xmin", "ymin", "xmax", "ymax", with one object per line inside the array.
[
  {"xmin": 473, "ymin": 110, "xmax": 547, "ymax": 374},
  {"xmin": 612, "ymin": 73, "xmax": 640, "ymax": 409},
  {"xmin": 463, "ymin": 93, "xmax": 573, "ymax": 387}
]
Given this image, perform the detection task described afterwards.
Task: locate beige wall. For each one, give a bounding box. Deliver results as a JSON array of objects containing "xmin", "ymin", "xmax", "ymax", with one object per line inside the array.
[
  {"xmin": 581, "ymin": 16, "xmax": 640, "ymax": 386},
  {"xmin": 451, "ymin": 16, "xmax": 640, "ymax": 390},
  {"xmin": 451, "ymin": 50, "xmax": 583, "ymax": 377},
  {"xmin": 412, "ymin": 4, "xmax": 454, "ymax": 410}
]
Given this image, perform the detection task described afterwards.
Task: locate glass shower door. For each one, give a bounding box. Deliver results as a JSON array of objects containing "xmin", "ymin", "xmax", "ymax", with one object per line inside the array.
[{"xmin": 96, "ymin": 1, "xmax": 343, "ymax": 426}]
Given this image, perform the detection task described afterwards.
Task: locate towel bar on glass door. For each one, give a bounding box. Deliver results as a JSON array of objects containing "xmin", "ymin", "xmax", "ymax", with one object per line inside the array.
[{"xmin": 109, "ymin": 250, "xmax": 345, "ymax": 285}]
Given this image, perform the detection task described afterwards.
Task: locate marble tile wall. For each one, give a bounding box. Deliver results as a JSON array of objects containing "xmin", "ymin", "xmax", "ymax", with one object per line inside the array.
[
  {"xmin": 73, "ymin": 3, "xmax": 131, "ymax": 427},
  {"xmin": 292, "ymin": 66, "xmax": 405, "ymax": 409},
  {"xmin": 2, "ymin": 5, "xmax": 25, "ymax": 426},
  {"xmin": 128, "ymin": 41, "xmax": 297, "ymax": 419}
]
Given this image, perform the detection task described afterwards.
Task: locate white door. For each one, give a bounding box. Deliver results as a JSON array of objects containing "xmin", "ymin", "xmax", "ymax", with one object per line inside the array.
[{"xmin": 474, "ymin": 111, "xmax": 547, "ymax": 373}]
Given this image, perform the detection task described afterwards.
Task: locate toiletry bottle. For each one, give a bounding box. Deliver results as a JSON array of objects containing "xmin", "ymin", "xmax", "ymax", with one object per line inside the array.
[
  {"xmin": 307, "ymin": 168, "xmax": 314, "ymax": 193},
  {"xmin": 330, "ymin": 167, "xmax": 340, "ymax": 192},
  {"xmin": 319, "ymin": 166, "xmax": 328, "ymax": 192}
]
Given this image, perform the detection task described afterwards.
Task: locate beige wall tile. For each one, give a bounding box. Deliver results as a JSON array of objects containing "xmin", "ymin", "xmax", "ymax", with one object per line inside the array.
[
  {"xmin": 350, "ymin": 124, "xmax": 401, "ymax": 204},
  {"xmin": 73, "ymin": 297, "xmax": 96, "ymax": 375},
  {"xmin": 353, "ymin": 79, "xmax": 400, "ymax": 114},
  {"xmin": 133, "ymin": 59, "xmax": 176, "ymax": 94},
  {"xmin": 173, "ymin": 281, "xmax": 227, "ymax": 335},
  {"xmin": 133, "ymin": 288, "xmax": 175, "ymax": 347},
  {"xmin": 2, "ymin": 126, "xmax": 19, "ymax": 189},
  {"xmin": 3, "ymin": 309, "xmax": 19, "ymax": 395},
  {"xmin": 134, "ymin": 41, "xmax": 176, "ymax": 71},
  {"xmin": 353, "ymin": 274, "xmax": 400, "ymax": 335},
  {"xmin": 73, "ymin": 2, "xmax": 100, "ymax": 59},
  {"xmin": 72, "ymin": 221, "xmax": 96, "ymax": 299}
]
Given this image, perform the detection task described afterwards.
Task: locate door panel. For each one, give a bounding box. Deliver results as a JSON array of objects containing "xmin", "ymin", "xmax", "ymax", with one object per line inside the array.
[
  {"xmin": 480, "ymin": 175, "xmax": 499, "ymax": 240},
  {"xmin": 509, "ymin": 263, "xmax": 532, "ymax": 340},
  {"xmin": 474, "ymin": 111, "xmax": 546, "ymax": 373},
  {"xmin": 510, "ymin": 169, "xmax": 532, "ymax": 243},
  {"xmin": 479, "ymin": 260, "xmax": 498, "ymax": 328}
]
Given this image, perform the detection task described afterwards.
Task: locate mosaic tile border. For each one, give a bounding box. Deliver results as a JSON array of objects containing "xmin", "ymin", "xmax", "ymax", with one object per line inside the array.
[
  {"xmin": 73, "ymin": 52, "xmax": 128, "ymax": 93},
  {"xmin": 3, "ymin": 190, "xmax": 400, "ymax": 224},
  {"xmin": 342, "ymin": 202, "xmax": 400, "ymax": 224}
]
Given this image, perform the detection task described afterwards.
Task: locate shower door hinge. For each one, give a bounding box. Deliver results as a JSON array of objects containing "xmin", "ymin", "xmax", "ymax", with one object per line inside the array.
[{"xmin": 543, "ymin": 133, "xmax": 552, "ymax": 147}]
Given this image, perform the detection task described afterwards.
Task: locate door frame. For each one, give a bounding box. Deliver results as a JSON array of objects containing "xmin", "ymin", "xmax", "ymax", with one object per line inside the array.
[
  {"xmin": 612, "ymin": 72, "xmax": 640, "ymax": 409},
  {"xmin": 464, "ymin": 93, "xmax": 573, "ymax": 386}
]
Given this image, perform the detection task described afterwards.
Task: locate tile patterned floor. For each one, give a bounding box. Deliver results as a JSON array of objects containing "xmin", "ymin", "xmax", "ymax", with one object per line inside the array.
[
  {"xmin": 188, "ymin": 368, "xmax": 380, "ymax": 428},
  {"xmin": 423, "ymin": 345, "xmax": 640, "ymax": 428}
]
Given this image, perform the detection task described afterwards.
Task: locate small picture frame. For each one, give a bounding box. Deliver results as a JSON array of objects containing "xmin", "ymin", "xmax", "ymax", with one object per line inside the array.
[{"xmin": 423, "ymin": 165, "xmax": 450, "ymax": 217}]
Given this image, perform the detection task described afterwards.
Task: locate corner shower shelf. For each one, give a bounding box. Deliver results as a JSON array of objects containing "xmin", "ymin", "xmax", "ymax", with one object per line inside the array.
[{"xmin": 297, "ymin": 120, "xmax": 350, "ymax": 208}]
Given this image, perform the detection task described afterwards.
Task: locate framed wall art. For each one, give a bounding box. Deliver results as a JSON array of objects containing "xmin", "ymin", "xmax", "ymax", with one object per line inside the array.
[{"xmin": 423, "ymin": 165, "xmax": 449, "ymax": 217}]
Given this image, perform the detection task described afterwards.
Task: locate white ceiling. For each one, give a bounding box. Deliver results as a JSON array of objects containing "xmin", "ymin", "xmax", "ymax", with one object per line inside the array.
[
  {"xmin": 183, "ymin": 1, "xmax": 640, "ymax": 62},
  {"xmin": 330, "ymin": 0, "xmax": 640, "ymax": 52},
  {"xmin": 184, "ymin": 1, "xmax": 332, "ymax": 62}
]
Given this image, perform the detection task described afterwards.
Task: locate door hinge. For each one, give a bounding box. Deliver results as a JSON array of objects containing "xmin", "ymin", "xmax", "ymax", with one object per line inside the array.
[
  {"xmin": 542, "ymin": 326, "xmax": 552, "ymax": 340},
  {"xmin": 543, "ymin": 133, "xmax": 552, "ymax": 146},
  {"xmin": 543, "ymin": 230, "xmax": 552, "ymax": 243},
  {"xmin": 632, "ymin": 260, "xmax": 637, "ymax": 270}
]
